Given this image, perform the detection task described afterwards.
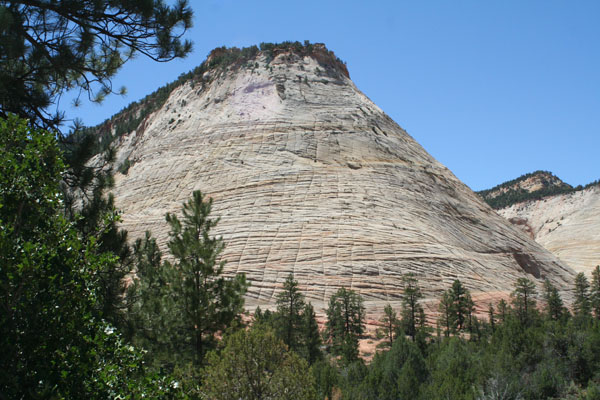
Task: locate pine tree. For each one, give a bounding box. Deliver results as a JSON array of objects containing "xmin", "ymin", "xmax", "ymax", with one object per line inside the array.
[
  {"xmin": 465, "ymin": 293, "xmax": 476, "ymax": 337},
  {"xmin": 591, "ymin": 266, "xmax": 600, "ymax": 319},
  {"xmin": 274, "ymin": 273, "xmax": 305, "ymax": 352},
  {"xmin": 438, "ymin": 290, "xmax": 453, "ymax": 337},
  {"xmin": 449, "ymin": 279, "xmax": 471, "ymax": 332},
  {"xmin": 301, "ymin": 302, "xmax": 322, "ymax": 364},
  {"xmin": 126, "ymin": 231, "xmax": 180, "ymax": 369},
  {"xmin": 165, "ymin": 190, "xmax": 249, "ymax": 365},
  {"xmin": 400, "ymin": 273, "xmax": 424, "ymax": 341},
  {"xmin": 1, "ymin": 0, "xmax": 193, "ymax": 131},
  {"xmin": 543, "ymin": 278, "xmax": 565, "ymax": 321},
  {"xmin": 497, "ymin": 298, "xmax": 508, "ymax": 324},
  {"xmin": 573, "ymin": 272, "xmax": 591, "ymax": 319},
  {"xmin": 377, "ymin": 303, "xmax": 399, "ymax": 347},
  {"xmin": 325, "ymin": 287, "xmax": 365, "ymax": 361},
  {"xmin": 511, "ymin": 277, "xmax": 537, "ymax": 327},
  {"xmin": 488, "ymin": 303, "xmax": 496, "ymax": 332}
]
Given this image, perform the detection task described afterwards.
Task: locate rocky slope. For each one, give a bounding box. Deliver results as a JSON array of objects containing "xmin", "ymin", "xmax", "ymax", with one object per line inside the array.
[
  {"xmin": 102, "ymin": 43, "xmax": 575, "ymax": 313},
  {"xmin": 497, "ymin": 184, "xmax": 600, "ymax": 275}
]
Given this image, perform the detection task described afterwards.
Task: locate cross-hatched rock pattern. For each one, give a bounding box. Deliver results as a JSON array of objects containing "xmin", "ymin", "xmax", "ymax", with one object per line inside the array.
[
  {"xmin": 108, "ymin": 47, "xmax": 575, "ymax": 313},
  {"xmin": 498, "ymin": 185, "xmax": 600, "ymax": 276}
]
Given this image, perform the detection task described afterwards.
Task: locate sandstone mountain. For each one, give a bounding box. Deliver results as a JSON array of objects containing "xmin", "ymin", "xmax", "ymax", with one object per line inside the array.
[
  {"xmin": 97, "ymin": 43, "xmax": 575, "ymax": 313},
  {"xmin": 483, "ymin": 173, "xmax": 600, "ymax": 276}
]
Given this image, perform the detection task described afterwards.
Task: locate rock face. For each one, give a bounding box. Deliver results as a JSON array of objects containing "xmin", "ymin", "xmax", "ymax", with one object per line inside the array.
[
  {"xmin": 106, "ymin": 44, "xmax": 575, "ymax": 313},
  {"xmin": 498, "ymin": 185, "xmax": 600, "ymax": 275}
]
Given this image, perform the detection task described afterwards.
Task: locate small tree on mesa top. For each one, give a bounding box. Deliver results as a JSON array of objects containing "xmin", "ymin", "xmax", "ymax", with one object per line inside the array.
[{"xmin": 166, "ymin": 190, "xmax": 248, "ymax": 366}]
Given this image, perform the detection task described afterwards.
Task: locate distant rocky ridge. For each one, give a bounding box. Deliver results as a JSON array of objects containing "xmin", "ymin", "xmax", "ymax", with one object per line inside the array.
[
  {"xmin": 99, "ymin": 43, "xmax": 575, "ymax": 314},
  {"xmin": 477, "ymin": 171, "xmax": 575, "ymax": 209},
  {"xmin": 484, "ymin": 173, "xmax": 600, "ymax": 275}
]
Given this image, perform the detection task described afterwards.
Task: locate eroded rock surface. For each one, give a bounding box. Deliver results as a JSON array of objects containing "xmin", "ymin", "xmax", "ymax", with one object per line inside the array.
[
  {"xmin": 499, "ymin": 186, "xmax": 600, "ymax": 275},
  {"xmin": 107, "ymin": 47, "xmax": 575, "ymax": 313}
]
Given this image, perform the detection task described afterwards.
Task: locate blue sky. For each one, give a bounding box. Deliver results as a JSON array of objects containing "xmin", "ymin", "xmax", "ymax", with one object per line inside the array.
[{"xmin": 63, "ymin": 0, "xmax": 600, "ymax": 191}]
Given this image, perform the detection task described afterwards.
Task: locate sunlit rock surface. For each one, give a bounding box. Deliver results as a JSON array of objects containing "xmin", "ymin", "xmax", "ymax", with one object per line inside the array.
[
  {"xmin": 107, "ymin": 46, "xmax": 575, "ymax": 313},
  {"xmin": 499, "ymin": 185, "xmax": 600, "ymax": 276}
]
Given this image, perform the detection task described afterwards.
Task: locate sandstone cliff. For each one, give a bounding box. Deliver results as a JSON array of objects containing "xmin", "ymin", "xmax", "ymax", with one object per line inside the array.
[
  {"xmin": 103, "ymin": 44, "xmax": 575, "ymax": 313},
  {"xmin": 498, "ymin": 184, "xmax": 600, "ymax": 275}
]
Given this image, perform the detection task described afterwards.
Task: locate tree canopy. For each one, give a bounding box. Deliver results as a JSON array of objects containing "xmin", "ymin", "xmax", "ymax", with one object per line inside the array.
[{"xmin": 0, "ymin": 0, "xmax": 193, "ymax": 131}]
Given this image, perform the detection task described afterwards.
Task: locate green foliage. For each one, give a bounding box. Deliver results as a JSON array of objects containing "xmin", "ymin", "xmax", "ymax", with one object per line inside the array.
[
  {"xmin": 117, "ymin": 158, "xmax": 132, "ymax": 175},
  {"xmin": 592, "ymin": 266, "xmax": 600, "ymax": 319},
  {"xmin": 0, "ymin": 0, "xmax": 193, "ymax": 131},
  {"xmin": 201, "ymin": 324, "xmax": 317, "ymax": 400},
  {"xmin": 125, "ymin": 231, "xmax": 181, "ymax": 370},
  {"xmin": 163, "ymin": 190, "xmax": 249, "ymax": 366},
  {"xmin": 477, "ymin": 170, "xmax": 575, "ymax": 209},
  {"xmin": 301, "ymin": 302, "xmax": 323, "ymax": 364},
  {"xmin": 438, "ymin": 289, "xmax": 454, "ymax": 337},
  {"xmin": 437, "ymin": 279, "xmax": 474, "ymax": 336},
  {"xmin": 543, "ymin": 278, "xmax": 567, "ymax": 321},
  {"xmin": 574, "ymin": 272, "xmax": 592, "ymax": 320},
  {"xmin": 423, "ymin": 338, "xmax": 481, "ymax": 400},
  {"xmin": 311, "ymin": 359, "xmax": 340, "ymax": 400},
  {"xmin": 325, "ymin": 287, "xmax": 365, "ymax": 363},
  {"xmin": 0, "ymin": 115, "xmax": 161, "ymax": 398},
  {"xmin": 376, "ymin": 303, "xmax": 399, "ymax": 347},
  {"xmin": 275, "ymin": 273, "xmax": 306, "ymax": 352},
  {"xmin": 357, "ymin": 335, "xmax": 428, "ymax": 400},
  {"xmin": 511, "ymin": 277, "xmax": 538, "ymax": 327},
  {"xmin": 400, "ymin": 273, "xmax": 425, "ymax": 341}
]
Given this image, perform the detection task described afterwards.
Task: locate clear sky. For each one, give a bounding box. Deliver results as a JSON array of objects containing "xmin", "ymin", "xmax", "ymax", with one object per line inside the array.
[{"xmin": 62, "ymin": 0, "xmax": 600, "ymax": 191}]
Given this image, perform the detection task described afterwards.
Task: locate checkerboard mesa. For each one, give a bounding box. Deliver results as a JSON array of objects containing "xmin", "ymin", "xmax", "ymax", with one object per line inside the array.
[{"xmin": 99, "ymin": 42, "xmax": 576, "ymax": 315}]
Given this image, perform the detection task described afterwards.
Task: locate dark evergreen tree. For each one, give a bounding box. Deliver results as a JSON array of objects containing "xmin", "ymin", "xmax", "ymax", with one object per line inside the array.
[
  {"xmin": 0, "ymin": 0, "xmax": 193, "ymax": 131},
  {"xmin": 438, "ymin": 290, "xmax": 453, "ymax": 337},
  {"xmin": 449, "ymin": 279, "xmax": 472, "ymax": 332},
  {"xmin": 497, "ymin": 298, "xmax": 509, "ymax": 324},
  {"xmin": 274, "ymin": 273, "xmax": 305, "ymax": 352},
  {"xmin": 325, "ymin": 287, "xmax": 365, "ymax": 362},
  {"xmin": 126, "ymin": 231, "xmax": 181, "ymax": 370},
  {"xmin": 511, "ymin": 277, "xmax": 537, "ymax": 327},
  {"xmin": 573, "ymin": 272, "xmax": 591, "ymax": 320},
  {"xmin": 165, "ymin": 190, "xmax": 249, "ymax": 366},
  {"xmin": 300, "ymin": 302, "xmax": 322, "ymax": 364},
  {"xmin": 377, "ymin": 303, "xmax": 399, "ymax": 347},
  {"xmin": 591, "ymin": 265, "xmax": 600, "ymax": 319},
  {"xmin": 400, "ymin": 273, "xmax": 424, "ymax": 341},
  {"xmin": 543, "ymin": 278, "xmax": 565, "ymax": 321},
  {"xmin": 488, "ymin": 303, "xmax": 496, "ymax": 332}
]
